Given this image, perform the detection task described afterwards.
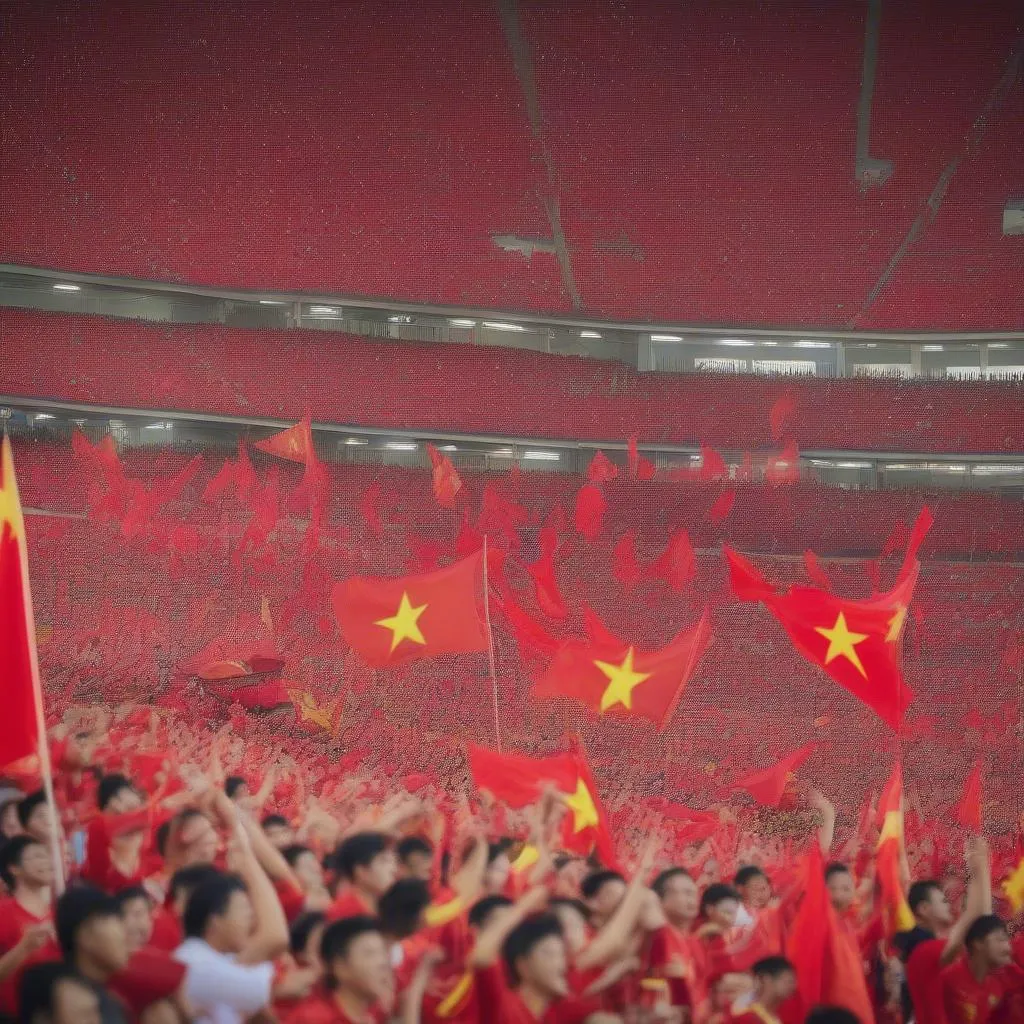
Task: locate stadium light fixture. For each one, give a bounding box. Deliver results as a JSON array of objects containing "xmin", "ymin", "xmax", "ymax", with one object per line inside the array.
[
  {"xmin": 989, "ymin": 343, "xmax": 1010, "ymax": 349},
  {"xmin": 718, "ymin": 339, "xmax": 755, "ymax": 347},
  {"xmin": 836, "ymin": 461, "xmax": 872, "ymax": 469},
  {"xmin": 385, "ymin": 441, "xmax": 418, "ymax": 451},
  {"xmin": 523, "ymin": 450, "xmax": 560, "ymax": 461},
  {"xmin": 580, "ymin": 330, "xmax": 602, "ymax": 339},
  {"xmin": 259, "ymin": 300, "xmax": 286, "ymax": 306},
  {"xmin": 921, "ymin": 345, "xmax": 944, "ymax": 352},
  {"xmin": 795, "ymin": 341, "xmax": 831, "ymax": 349},
  {"xmin": 491, "ymin": 448, "xmax": 515, "ymax": 457},
  {"xmin": 308, "ymin": 305, "xmax": 339, "ymax": 315},
  {"xmin": 53, "ymin": 283, "xmax": 81, "ymax": 291},
  {"xmin": 973, "ymin": 465, "xmax": 1024, "ymax": 475},
  {"xmin": 449, "ymin": 319, "xmax": 476, "ymax": 327},
  {"xmin": 438, "ymin": 444, "xmax": 457, "ymax": 451},
  {"xmin": 650, "ymin": 334, "xmax": 682, "ymax": 342},
  {"xmin": 344, "ymin": 438, "xmax": 368, "ymax": 446},
  {"xmin": 34, "ymin": 413, "xmax": 55, "ymax": 421},
  {"xmin": 388, "ymin": 315, "xmax": 413, "ymax": 324},
  {"xmin": 482, "ymin": 322, "xmax": 526, "ymax": 332}
]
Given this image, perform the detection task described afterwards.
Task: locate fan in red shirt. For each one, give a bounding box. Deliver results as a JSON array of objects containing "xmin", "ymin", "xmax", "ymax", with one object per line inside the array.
[
  {"xmin": 726, "ymin": 956, "xmax": 797, "ymax": 1024},
  {"xmin": 80, "ymin": 775, "xmax": 153, "ymax": 895},
  {"xmin": 942, "ymin": 915, "xmax": 1022, "ymax": 1024},
  {"xmin": 696, "ymin": 884, "xmax": 742, "ymax": 979},
  {"xmin": 327, "ymin": 833, "xmax": 398, "ymax": 921},
  {"xmin": 649, "ymin": 866, "xmax": 706, "ymax": 1009},
  {"xmin": 286, "ymin": 916, "xmax": 392, "ymax": 1024},
  {"xmin": 0, "ymin": 835, "xmax": 56, "ymax": 1018},
  {"xmin": 730, "ymin": 867, "xmax": 787, "ymax": 974}
]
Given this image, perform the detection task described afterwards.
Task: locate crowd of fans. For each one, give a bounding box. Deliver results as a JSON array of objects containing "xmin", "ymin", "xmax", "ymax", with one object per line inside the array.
[{"xmin": 1, "ymin": 729, "xmax": 1022, "ymax": 1024}]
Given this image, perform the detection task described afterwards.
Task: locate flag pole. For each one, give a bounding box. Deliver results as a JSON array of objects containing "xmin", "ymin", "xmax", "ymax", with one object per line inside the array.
[
  {"xmin": 481, "ymin": 534, "xmax": 502, "ymax": 753},
  {"xmin": 5, "ymin": 437, "xmax": 65, "ymax": 893}
]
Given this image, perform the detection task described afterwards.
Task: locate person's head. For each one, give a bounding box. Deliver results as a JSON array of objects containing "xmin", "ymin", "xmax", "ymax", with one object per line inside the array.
[
  {"xmin": 113, "ymin": 886, "xmax": 152, "ymax": 953},
  {"xmin": 17, "ymin": 791, "xmax": 52, "ymax": 844},
  {"xmin": 19, "ymin": 962, "xmax": 101, "ymax": 1024},
  {"xmin": 502, "ymin": 914, "xmax": 568, "ymax": 997},
  {"xmin": 805, "ymin": 1008, "xmax": 863, "ymax": 1024},
  {"xmin": 0, "ymin": 835, "xmax": 53, "ymax": 892},
  {"xmin": 96, "ymin": 775, "xmax": 140, "ymax": 814},
  {"xmin": 320, "ymin": 916, "xmax": 392, "ymax": 1004},
  {"xmin": 653, "ymin": 867, "xmax": 699, "ymax": 926},
  {"xmin": 478, "ymin": 838, "xmax": 513, "ymax": 895},
  {"xmin": 260, "ymin": 814, "xmax": 294, "ymax": 850},
  {"xmin": 708, "ymin": 971, "xmax": 748, "ymax": 1012},
  {"xmin": 580, "ymin": 870, "xmax": 627, "ymax": 924},
  {"xmin": 734, "ymin": 865, "xmax": 772, "ymax": 909},
  {"xmin": 225, "ymin": 777, "xmax": 249, "ymax": 804},
  {"xmin": 549, "ymin": 898, "xmax": 590, "ymax": 953},
  {"xmin": 168, "ymin": 864, "xmax": 222, "ymax": 917},
  {"xmin": 552, "ymin": 854, "xmax": 588, "ymax": 897},
  {"xmin": 701, "ymin": 883, "xmax": 741, "ymax": 930},
  {"xmin": 908, "ymin": 879, "xmax": 953, "ymax": 931},
  {"xmin": 283, "ymin": 844, "xmax": 324, "ymax": 893},
  {"xmin": 396, "ymin": 836, "xmax": 433, "ymax": 883},
  {"xmin": 289, "ymin": 911, "xmax": 326, "ymax": 970},
  {"xmin": 0, "ymin": 797, "xmax": 22, "ymax": 839},
  {"xmin": 824, "ymin": 863, "xmax": 855, "ymax": 914},
  {"xmin": 377, "ymin": 879, "xmax": 432, "ymax": 940},
  {"xmin": 183, "ymin": 874, "xmax": 252, "ymax": 955},
  {"xmin": 174, "ymin": 809, "xmax": 219, "ymax": 866},
  {"xmin": 965, "ymin": 914, "xmax": 1011, "ymax": 970},
  {"xmin": 751, "ymin": 956, "xmax": 797, "ymax": 1008},
  {"xmin": 333, "ymin": 833, "xmax": 397, "ymax": 898},
  {"xmin": 468, "ymin": 894, "xmax": 512, "ymax": 932},
  {"xmin": 55, "ymin": 886, "xmax": 130, "ymax": 979}
]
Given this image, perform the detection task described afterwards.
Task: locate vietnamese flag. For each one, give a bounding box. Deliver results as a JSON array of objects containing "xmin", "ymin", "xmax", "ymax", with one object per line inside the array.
[
  {"xmin": 0, "ymin": 436, "xmax": 43, "ymax": 770},
  {"xmin": 876, "ymin": 762, "xmax": 914, "ymax": 935},
  {"xmin": 725, "ymin": 508, "xmax": 932, "ymax": 730},
  {"xmin": 731, "ymin": 743, "xmax": 817, "ymax": 807},
  {"xmin": 254, "ymin": 415, "xmax": 314, "ymax": 464},
  {"xmin": 468, "ymin": 740, "xmax": 617, "ymax": 865},
  {"xmin": 425, "ymin": 444, "xmax": 462, "ymax": 508},
  {"xmin": 333, "ymin": 553, "xmax": 488, "ymax": 667},
  {"xmin": 534, "ymin": 610, "xmax": 711, "ymax": 730}
]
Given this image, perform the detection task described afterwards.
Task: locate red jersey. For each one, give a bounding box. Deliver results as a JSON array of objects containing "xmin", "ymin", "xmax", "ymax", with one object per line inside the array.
[
  {"xmin": 148, "ymin": 905, "xmax": 183, "ymax": 952},
  {"xmin": 472, "ymin": 964, "xmax": 604, "ymax": 1023},
  {"xmin": 81, "ymin": 809, "xmax": 150, "ymax": 894},
  {"xmin": 283, "ymin": 990, "xmax": 385, "ymax": 1024},
  {"xmin": 730, "ymin": 906, "xmax": 786, "ymax": 973},
  {"xmin": 647, "ymin": 923, "xmax": 707, "ymax": 1008},
  {"xmin": 942, "ymin": 960, "xmax": 1024, "ymax": 1024},
  {"xmin": 0, "ymin": 896, "xmax": 55, "ymax": 1016},
  {"xmin": 108, "ymin": 947, "xmax": 187, "ymax": 1017},
  {"xmin": 906, "ymin": 937, "xmax": 948, "ymax": 1024},
  {"xmin": 326, "ymin": 888, "xmax": 375, "ymax": 921},
  {"xmin": 274, "ymin": 877, "xmax": 307, "ymax": 922}
]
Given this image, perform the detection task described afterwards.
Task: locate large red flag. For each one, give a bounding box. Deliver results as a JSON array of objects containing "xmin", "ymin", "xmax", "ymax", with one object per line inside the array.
[
  {"xmin": 426, "ymin": 444, "xmax": 462, "ymax": 508},
  {"xmin": 534, "ymin": 611, "xmax": 711, "ymax": 730},
  {"xmin": 253, "ymin": 415, "xmax": 314, "ymax": 464},
  {"xmin": 468, "ymin": 741, "xmax": 617, "ymax": 865},
  {"xmin": 332, "ymin": 553, "xmax": 488, "ymax": 667},
  {"xmin": 0, "ymin": 437, "xmax": 42, "ymax": 770},
  {"xmin": 725, "ymin": 508, "xmax": 932, "ymax": 729},
  {"xmin": 731, "ymin": 743, "xmax": 817, "ymax": 807}
]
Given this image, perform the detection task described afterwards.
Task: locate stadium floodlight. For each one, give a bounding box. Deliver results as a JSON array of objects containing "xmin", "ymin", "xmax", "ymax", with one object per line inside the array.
[
  {"xmin": 385, "ymin": 441, "xmax": 418, "ymax": 451},
  {"xmin": 259, "ymin": 300, "xmax": 286, "ymax": 305},
  {"xmin": 344, "ymin": 438, "xmax": 368, "ymax": 446},
  {"xmin": 921, "ymin": 345, "xmax": 944, "ymax": 352},
  {"xmin": 388, "ymin": 315, "xmax": 413, "ymax": 323},
  {"xmin": 34, "ymin": 413, "xmax": 55, "ymax": 421},
  {"xmin": 53, "ymin": 283, "xmax": 81, "ymax": 291},
  {"xmin": 650, "ymin": 334, "xmax": 682, "ymax": 342},
  {"xmin": 308, "ymin": 305, "xmax": 339, "ymax": 315},
  {"xmin": 449, "ymin": 319, "xmax": 476, "ymax": 327},
  {"xmin": 795, "ymin": 341, "xmax": 831, "ymax": 348},
  {"xmin": 523, "ymin": 450, "xmax": 560, "ymax": 461},
  {"xmin": 836, "ymin": 462, "xmax": 872, "ymax": 469},
  {"xmin": 491, "ymin": 448, "xmax": 514, "ymax": 457},
  {"xmin": 482, "ymin": 321, "xmax": 525, "ymax": 331},
  {"xmin": 580, "ymin": 330, "xmax": 602, "ymax": 339},
  {"xmin": 718, "ymin": 339, "xmax": 755, "ymax": 347},
  {"xmin": 438, "ymin": 445, "xmax": 457, "ymax": 451}
]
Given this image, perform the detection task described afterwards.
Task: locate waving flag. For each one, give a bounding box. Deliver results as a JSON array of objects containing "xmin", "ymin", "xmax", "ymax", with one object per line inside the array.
[
  {"xmin": 876, "ymin": 762, "xmax": 914, "ymax": 935},
  {"xmin": 254, "ymin": 414, "xmax": 314, "ymax": 464}
]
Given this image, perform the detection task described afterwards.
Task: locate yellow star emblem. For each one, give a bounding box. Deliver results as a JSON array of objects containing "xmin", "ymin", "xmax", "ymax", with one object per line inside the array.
[
  {"xmin": 563, "ymin": 778, "xmax": 599, "ymax": 833},
  {"xmin": 0, "ymin": 437, "xmax": 26, "ymax": 543},
  {"xmin": 815, "ymin": 611, "xmax": 869, "ymax": 678},
  {"xmin": 886, "ymin": 605, "xmax": 908, "ymax": 644},
  {"xmin": 1002, "ymin": 859, "xmax": 1024, "ymax": 913},
  {"xmin": 876, "ymin": 809, "xmax": 904, "ymax": 847},
  {"xmin": 594, "ymin": 647, "xmax": 652, "ymax": 712},
  {"xmin": 375, "ymin": 592, "xmax": 428, "ymax": 653},
  {"xmin": 288, "ymin": 689, "xmax": 341, "ymax": 734}
]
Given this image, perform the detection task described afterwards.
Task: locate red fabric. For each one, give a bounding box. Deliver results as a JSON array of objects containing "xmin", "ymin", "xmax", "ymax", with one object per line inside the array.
[
  {"xmin": 254, "ymin": 416, "xmax": 314, "ymax": 464},
  {"xmin": 573, "ymin": 484, "xmax": 606, "ymax": 541},
  {"xmin": 587, "ymin": 450, "xmax": 618, "ymax": 483},
  {"xmin": 0, "ymin": 897, "xmax": 53, "ymax": 1016},
  {"xmin": 528, "ymin": 551, "xmax": 569, "ymax": 620},
  {"xmin": 426, "ymin": 444, "xmax": 463, "ymax": 508},
  {"xmin": 283, "ymin": 990, "xmax": 385, "ymax": 1024},
  {"xmin": 647, "ymin": 924, "xmax": 707, "ymax": 1008},
  {"xmin": 534, "ymin": 610, "xmax": 711, "ymax": 729},
  {"xmin": 332, "ymin": 553, "xmax": 488, "ymax": 667},
  {"xmin": 148, "ymin": 906, "xmax": 183, "ymax": 952},
  {"xmin": 708, "ymin": 488, "xmax": 736, "ymax": 524},
  {"xmin": 0, "ymin": 437, "xmax": 39, "ymax": 769},
  {"xmin": 109, "ymin": 947, "xmax": 187, "ymax": 1016},
  {"xmin": 326, "ymin": 887, "xmax": 375, "ymax": 922},
  {"xmin": 731, "ymin": 743, "xmax": 816, "ymax": 807},
  {"xmin": 274, "ymin": 877, "xmax": 307, "ymax": 923},
  {"xmin": 647, "ymin": 530, "xmax": 696, "ymax": 592},
  {"xmin": 81, "ymin": 808, "xmax": 151, "ymax": 894},
  {"xmin": 612, "ymin": 530, "xmax": 642, "ymax": 591},
  {"xmin": 906, "ymin": 938, "xmax": 948, "ymax": 1024},
  {"xmin": 472, "ymin": 963, "xmax": 602, "ymax": 1023},
  {"xmin": 724, "ymin": 508, "xmax": 933, "ymax": 729},
  {"xmin": 876, "ymin": 762, "xmax": 914, "ymax": 936},
  {"xmin": 954, "ymin": 761, "xmax": 984, "ymax": 833},
  {"xmin": 941, "ymin": 959, "xmax": 1016, "ymax": 1024}
]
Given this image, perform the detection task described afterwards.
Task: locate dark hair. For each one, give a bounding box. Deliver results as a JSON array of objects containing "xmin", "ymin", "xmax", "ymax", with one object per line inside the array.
[
  {"xmin": 0, "ymin": 835, "xmax": 43, "ymax": 889},
  {"xmin": 377, "ymin": 879, "xmax": 431, "ymax": 939},
  {"xmin": 16, "ymin": 790, "xmax": 47, "ymax": 830},
  {"xmin": 907, "ymin": 880, "xmax": 942, "ymax": 915},
  {"xmin": 468, "ymin": 895, "xmax": 513, "ymax": 930},
  {"xmin": 225, "ymin": 776, "xmax": 248, "ymax": 800},
  {"xmin": 261, "ymin": 813, "xmax": 290, "ymax": 830},
  {"xmin": 700, "ymin": 883, "xmax": 740, "ymax": 914},
  {"xmin": 824, "ymin": 862, "xmax": 851, "ymax": 881},
  {"xmin": 734, "ymin": 865, "xmax": 767, "ymax": 888},
  {"xmin": 580, "ymin": 870, "xmax": 625, "ymax": 901},
  {"xmin": 169, "ymin": 864, "xmax": 222, "ymax": 904},
  {"xmin": 97, "ymin": 774, "xmax": 134, "ymax": 811},
  {"xmin": 652, "ymin": 866, "xmax": 693, "ymax": 898},
  {"xmin": 965, "ymin": 914, "xmax": 1007, "ymax": 949},
  {"xmin": 805, "ymin": 1008, "xmax": 862, "ymax": 1024},
  {"xmin": 282, "ymin": 844, "xmax": 314, "ymax": 868},
  {"xmin": 155, "ymin": 821, "xmax": 172, "ymax": 859},
  {"xmin": 332, "ymin": 832, "xmax": 390, "ymax": 881},
  {"xmin": 113, "ymin": 885, "xmax": 151, "ymax": 912},
  {"xmin": 183, "ymin": 874, "xmax": 247, "ymax": 939},
  {"xmin": 18, "ymin": 962, "xmax": 94, "ymax": 1024},
  {"xmin": 502, "ymin": 913, "xmax": 563, "ymax": 986},
  {"xmin": 549, "ymin": 897, "xmax": 591, "ymax": 922},
  {"xmin": 289, "ymin": 911, "xmax": 326, "ymax": 957},
  {"xmin": 553, "ymin": 853, "xmax": 577, "ymax": 871},
  {"xmin": 55, "ymin": 885, "xmax": 121, "ymax": 957},
  {"xmin": 396, "ymin": 835, "xmax": 433, "ymax": 862},
  {"xmin": 751, "ymin": 955, "xmax": 795, "ymax": 979},
  {"xmin": 320, "ymin": 916, "xmax": 383, "ymax": 988}
]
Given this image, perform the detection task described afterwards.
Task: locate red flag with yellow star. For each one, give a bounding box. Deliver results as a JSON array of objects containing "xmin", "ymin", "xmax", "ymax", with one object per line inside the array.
[
  {"xmin": 332, "ymin": 552, "xmax": 488, "ymax": 667},
  {"xmin": 533, "ymin": 610, "xmax": 711, "ymax": 730},
  {"xmin": 467, "ymin": 741, "xmax": 617, "ymax": 865},
  {"xmin": 0, "ymin": 436, "xmax": 43, "ymax": 770},
  {"xmin": 724, "ymin": 508, "xmax": 931, "ymax": 730},
  {"xmin": 876, "ymin": 761, "xmax": 914, "ymax": 935}
]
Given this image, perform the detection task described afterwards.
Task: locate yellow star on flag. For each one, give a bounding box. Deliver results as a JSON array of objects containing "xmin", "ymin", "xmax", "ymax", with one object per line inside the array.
[
  {"xmin": 815, "ymin": 611, "xmax": 869, "ymax": 678},
  {"xmin": 594, "ymin": 647, "xmax": 652, "ymax": 712},
  {"xmin": 886, "ymin": 605, "xmax": 908, "ymax": 644},
  {"xmin": 563, "ymin": 778, "xmax": 599, "ymax": 833},
  {"xmin": 287, "ymin": 689, "xmax": 341, "ymax": 734},
  {"xmin": 375, "ymin": 592, "xmax": 428, "ymax": 653},
  {"xmin": 876, "ymin": 809, "xmax": 904, "ymax": 848},
  {"xmin": 1002, "ymin": 859, "xmax": 1024, "ymax": 914},
  {"xmin": 0, "ymin": 437, "xmax": 26, "ymax": 542}
]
